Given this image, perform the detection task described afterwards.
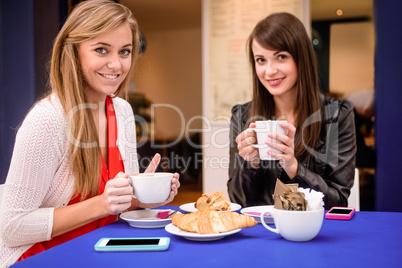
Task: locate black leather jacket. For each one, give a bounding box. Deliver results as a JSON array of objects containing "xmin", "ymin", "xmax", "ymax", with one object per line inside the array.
[{"xmin": 227, "ymin": 94, "xmax": 356, "ymax": 210}]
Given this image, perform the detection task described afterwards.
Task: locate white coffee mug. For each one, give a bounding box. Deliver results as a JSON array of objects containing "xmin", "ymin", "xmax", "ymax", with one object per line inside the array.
[
  {"xmin": 260, "ymin": 207, "xmax": 324, "ymax": 242},
  {"xmin": 128, "ymin": 172, "xmax": 173, "ymax": 203},
  {"xmin": 247, "ymin": 120, "xmax": 286, "ymax": 160}
]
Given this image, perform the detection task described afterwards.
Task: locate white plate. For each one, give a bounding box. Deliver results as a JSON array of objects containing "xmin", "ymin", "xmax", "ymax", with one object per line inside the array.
[
  {"xmin": 240, "ymin": 205, "xmax": 274, "ymax": 224},
  {"xmin": 164, "ymin": 223, "xmax": 241, "ymax": 241},
  {"xmin": 179, "ymin": 202, "xmax": 242, "ymax": 213},
  {"xmin": 120, "ymin": 209, "xmax": 180, "ymax": 228}
]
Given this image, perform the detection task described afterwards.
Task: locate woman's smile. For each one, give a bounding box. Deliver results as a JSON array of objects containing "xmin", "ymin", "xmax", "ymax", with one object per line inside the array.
[
  {"xmin": 98, "ymin": 73, "xmax": 121, "ymax": 80},
  {"xmin": 267, "ymin": 78, "xmax": 284, "ymax": 86}
]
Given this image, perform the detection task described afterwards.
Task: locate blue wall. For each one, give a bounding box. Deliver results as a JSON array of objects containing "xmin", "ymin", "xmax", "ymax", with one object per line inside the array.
[
  {"xmin": 0, "ymin": 0, "xmax": 36, "ymax": 183},
  {"xmin": 374, "ymin": 0, "xmax": 402, "ymax": 212},
  {"xmin": 0, "ymin": 0, "xmax": 63, "ymax": 184}
]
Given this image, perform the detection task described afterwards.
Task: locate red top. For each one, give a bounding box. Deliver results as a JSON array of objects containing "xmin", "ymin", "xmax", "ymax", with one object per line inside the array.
[{"xmin": 18, "ymin": 96, "xmax": 125, "ymax": 261}]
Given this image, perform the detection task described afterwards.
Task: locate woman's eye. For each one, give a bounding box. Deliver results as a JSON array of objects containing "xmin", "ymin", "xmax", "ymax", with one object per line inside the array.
[
  {"xmin": 95, "ymin": 48, "xmax": 107, "ymax": 54},
  {"xmin": 255, "ymin": 58, "xmax": 265, "ymax": 63},
  {"xmin": 278, "ymin": 54, "xmax": 287, "ymax": 60},
  {"xmin": 120, "ymin": 49, "xmax": 131, "ymax": 56}
]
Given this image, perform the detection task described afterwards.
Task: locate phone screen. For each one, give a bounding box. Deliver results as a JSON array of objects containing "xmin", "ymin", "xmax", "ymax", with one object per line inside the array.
[
  {"xmin": 106, "ymin": 239, "xmax": 160, "ymax": 246},
  {"xmin": 328, "ymin": 208, "xmax": 353, "ymax": 214}
]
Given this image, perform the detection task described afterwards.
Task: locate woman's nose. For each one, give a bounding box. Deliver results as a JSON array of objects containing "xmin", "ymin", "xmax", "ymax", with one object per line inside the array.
[
  {"xmin": 265, "ymin": 62, "xmax": 277, "ymax": 76},
  {"xmin": 106, "ymin": 54, "xmax": 121, "ymax": 69}
]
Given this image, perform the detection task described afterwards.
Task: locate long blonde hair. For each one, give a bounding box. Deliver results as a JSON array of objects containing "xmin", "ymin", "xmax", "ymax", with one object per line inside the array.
[{"xmin": 49, "ymin": 0, "xmax": 140, "ymax": 199}]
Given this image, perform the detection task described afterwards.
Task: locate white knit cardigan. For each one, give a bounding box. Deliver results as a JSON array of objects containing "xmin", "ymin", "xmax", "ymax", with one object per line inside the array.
[{"xmin": 0, "ymin": 94, "xmax": 139, "ymax": 267}]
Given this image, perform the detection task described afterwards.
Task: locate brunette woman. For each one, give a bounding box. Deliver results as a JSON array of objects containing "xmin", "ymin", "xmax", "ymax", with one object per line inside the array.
[{"xmin": 228, "ymin": 13, "xmax": 356, "ymax": 210}]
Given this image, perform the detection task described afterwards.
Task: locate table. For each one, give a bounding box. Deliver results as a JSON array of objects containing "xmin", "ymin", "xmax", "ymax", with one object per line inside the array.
[{"xmin": 11, "ymin": 207, "xmax": 402, "ymax": 268}]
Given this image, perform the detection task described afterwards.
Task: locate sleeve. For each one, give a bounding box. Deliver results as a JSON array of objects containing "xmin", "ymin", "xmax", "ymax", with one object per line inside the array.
[
  {"xmin": 0, "ymin": 102, "xmax": 64, "ymax": 247},
  {"xmin": 292, "ymin": 100, "xmax": 357, "ymax": 209},
  {"xmin": 227, "ymin": 104, "xmax": 270, "ymax": 207}
]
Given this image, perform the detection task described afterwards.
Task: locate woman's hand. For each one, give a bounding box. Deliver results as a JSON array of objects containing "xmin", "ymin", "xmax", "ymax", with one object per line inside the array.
[
  {"xmin": 102, "ymin": 172, "xmax": 133, "ymax": 215},
  {"xmin": 144, "ymin": 153, "xmax": 161, "ymax": 173},
  {"xmin": 235, "ymin": 122, "xmax": 260, "ymax": 168},
  {"xmin": 266, "ymin": 121, "xmax": 298, "ymax": 178}
]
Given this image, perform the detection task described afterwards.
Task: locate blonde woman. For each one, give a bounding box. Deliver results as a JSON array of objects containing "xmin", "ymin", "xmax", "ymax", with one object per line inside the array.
[{"xmin": 0, "ymin": 0, "xmax": 180, "ymax": 265}]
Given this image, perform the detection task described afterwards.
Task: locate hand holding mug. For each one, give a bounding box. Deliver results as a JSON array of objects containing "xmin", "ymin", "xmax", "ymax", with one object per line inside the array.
[
  {"xmin": 128, "ymin": 153, "xmax": 180, "ymax": 208},
  {"xmin": 247, "ymin": 120, "xmax": 287, "ymax": 161},
  {"xmin": 239, "ymin": 120, "xmax": 298, "ymax": 178},
  {"xmin": 102, "ymin": 172, "xmax": 133, "ymax": 215},
  {"xmin": 235, "ymin": 122, "xmax": 260, "ymax": 167},
  {"xmin": 265, "ymin": 121, "xmax": 298, "ymax": 178},
  {"xmin": 129, "ymin": 172, "xmax": 180, "ymax": 209}
]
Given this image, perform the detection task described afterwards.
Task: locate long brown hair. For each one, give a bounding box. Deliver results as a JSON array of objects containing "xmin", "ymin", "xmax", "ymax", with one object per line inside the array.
[
  {"xmin": 49, "ymin": 0, "xmax": 140, "ymax": 199},
  {"xmin": 247, "ymin": 12, "xmax": 322, "ymax": 161}
]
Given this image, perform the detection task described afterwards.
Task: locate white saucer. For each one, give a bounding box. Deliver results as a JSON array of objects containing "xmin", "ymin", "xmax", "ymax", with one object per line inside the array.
[
  {"xmin": 179, "ymin": 202, "xmax": 242, "ymax": 213},
  {"xmin": 164, "ymin": 223, "xmax": 241, "ymax": 241},
  {"xmin": 120, "ymin": 209, "xmax": 180, "ymax": 228},
  {"xmin": 240, "ymin": 205, "xmax": 274, "ymax": 224}
]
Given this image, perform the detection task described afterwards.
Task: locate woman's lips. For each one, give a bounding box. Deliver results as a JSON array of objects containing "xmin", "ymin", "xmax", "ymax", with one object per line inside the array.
[{"xmin": 267, "ymin": 78, "xmax": 284, "ymax": 86}]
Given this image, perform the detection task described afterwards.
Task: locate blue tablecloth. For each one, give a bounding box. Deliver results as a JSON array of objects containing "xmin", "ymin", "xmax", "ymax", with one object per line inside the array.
[{"xmin": 11, "ymin": 207, "xmax": 402, "ymax": 268}]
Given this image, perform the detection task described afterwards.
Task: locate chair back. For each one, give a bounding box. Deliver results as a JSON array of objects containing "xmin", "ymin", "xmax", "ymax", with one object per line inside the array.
[{"xmin": 348, "ymin": 168, "xmax": 360, "ymax": 211}]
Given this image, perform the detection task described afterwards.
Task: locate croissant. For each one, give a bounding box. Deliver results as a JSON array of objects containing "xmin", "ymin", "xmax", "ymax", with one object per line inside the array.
[
  {"xmin": 172, "ymin": 207, "xmax": 257, "ymax": 234},
  {"xmin": 195, "ymin": 191, "xmax": 230, "ymax": 211}
]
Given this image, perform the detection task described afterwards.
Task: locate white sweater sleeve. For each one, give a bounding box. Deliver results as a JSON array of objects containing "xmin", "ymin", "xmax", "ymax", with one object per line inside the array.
[{"xmin": 0, "ymin": 98, "xmax": 68, "ymax": 247}]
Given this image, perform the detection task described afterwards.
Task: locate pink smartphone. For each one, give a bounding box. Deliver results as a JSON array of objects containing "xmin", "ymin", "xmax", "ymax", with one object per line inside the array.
[{"xmin": 325, "ymin": 207, "xmax": 355, "ymax": 220}]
